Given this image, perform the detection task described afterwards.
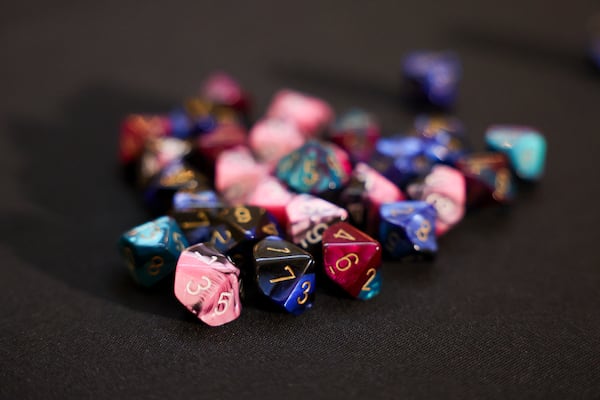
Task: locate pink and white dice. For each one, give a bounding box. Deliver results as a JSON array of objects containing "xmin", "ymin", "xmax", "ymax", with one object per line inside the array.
[
  {"xmin": 200, "ymin": 71, "xmax": 250, "ymax": 114},
  {"xmin": 407, "ymin": 165, "xmax": 466, "ymax": 236},
  {"xmin": 245, "ymin": 176, "xmax": 295, "ymax": 230},
  {"xmin": 248, "ymin": 118, "xmax": 306, "ymax": 169},
  {"xmin": 174, "ymin": 243, "xmax": 241, "ymax": 327},
  {"xmin": 266, "ymin": 89, "xmax": 334, "ymax": 138},
  {"xmin": 214, "ymin": 146, "xmax": 269, "ymax": 205}
]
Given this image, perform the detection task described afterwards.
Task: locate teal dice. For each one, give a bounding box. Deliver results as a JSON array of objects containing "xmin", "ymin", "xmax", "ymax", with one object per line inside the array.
[
  {"xmin": 118, "ymin": 216, "xmax": 189, "ymax": 287},
  {"xmin": 485, "ymin": 125, "xmax": 547, "ymax": 181}
]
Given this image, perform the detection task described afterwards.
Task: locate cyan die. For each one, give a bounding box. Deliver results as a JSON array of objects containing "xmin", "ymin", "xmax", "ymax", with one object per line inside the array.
[
  {"xmin": 118, "ymin": 216, "xmax": 188, "ymax": 287},
  {"xmin": 485, "ymin": 125, "xmax": 547, "ymax": 181}
]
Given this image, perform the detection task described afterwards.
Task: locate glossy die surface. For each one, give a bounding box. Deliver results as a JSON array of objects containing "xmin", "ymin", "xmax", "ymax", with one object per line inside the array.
[
  {"xmin": 330, "ymin": 109, "xmax": 380, "ymax": 163},
  {"xmin": 171, "ymin": 190, "xmax": 224, "ymax": 245},
  {"xmin": 138, "ymin": 137, "xmax": 192, "ymax": 187},
  {"xmin": 249, "ymin": 118, "xmax": 306, "ymax": 169},
  {"xmin": 245, "ymin": 176, "xmax": 295, "ymax": 230},
  {"xmin": 275, "ymin": 140, "xmax": 349, "ymax": 196},
  {"xmin": 322, "ymin": 222, "xmax": 382, "ymax": 299},
  {"xmin": 407, "ymin": 165, "xmax": 466, "ymax": 236},
  {"xmin": 485, "ymin": 125, "xmax": 547, "ymax": 181},
  {"xmin": 253, "ymin": 236, "xmax": 316, "ymax": 315},
  {"xmin": 371, "ymin": 135, "xmax": 433, "ymax": 188},
  {"xmin": 214, "ymin": 146, "xmax": 268, "ymax": 205},
  {"xmin": 455, "ymin": 152, "xmax": 516, "ymax": 207},
  {"xmin": 286, "ymin": 194, "xmax": 348, "ymax": 255},
  {"xmin": 402, "ymin": 50, "xmax": 461, "ymax": 108},
  {"xmin": 174, "ymin": 243, "xmax": 241, "ymax": 326},
  {"xmin": 266, "ymin": 89, "xmax": 334, "ymax": 137},
  {"xmin": 413, "ymin": 114, "xmax": 468, "ymax": 165},
  {"xmin": 379, "ymin": 201, "xmax": 437, "ymax": 259},
  {"xmin": 118, "ymin": 216, "xmax": 188, "ymax": 287}
]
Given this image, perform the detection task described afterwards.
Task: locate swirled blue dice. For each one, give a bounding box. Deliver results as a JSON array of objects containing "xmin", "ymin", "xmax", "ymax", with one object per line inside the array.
[
  {"xmin": 379, "ymin": 201, "xmax": 437, "ymax": 259},
  {"xmin": 371, "ymin": 136, "xmax": 433, "ymax": 188},
  {"xmin": 118, "ymin": 216, "xmax": 188, "ymax": 287},
  {"xmin": 171, "ymin": 189, "xmax": 223, "ymax": 245},
  {"xmin": 413, "ymin": 114, "xmax": 469, "ymax": 165},
  {"xmin": 485, "ymin": 125, "xmax": 547, "ymax": 181}
]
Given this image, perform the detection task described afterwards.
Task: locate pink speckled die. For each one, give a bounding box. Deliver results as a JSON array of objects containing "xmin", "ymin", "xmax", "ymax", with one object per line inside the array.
[
  {"xmin": 174, "ymin": 243, "xmax": 241, "ymax": 327},
  {"xmin": 246, "ymin": 176, "xmax": 295, "ymax": 230},
  {"xmin": 266, "ymin": 90, "xmax": 334, "ymax": 137},
  {"xmin": 353, "ymin": 163, "xmax": 405, "ymax": 235},
  {"xmin": 407, "ymin": 165, "xmax": 466, "ymax": 236},
  {"xmin": 215, "ymin": 146, "xmax": 269, "ymax": 205},
  {"xmin": 248, "ymin": 118, "xmax": 306, "ymax": 169},
  {"xmin": 285, "ymin": 194, "xmax": 348, "ymax": 252}
]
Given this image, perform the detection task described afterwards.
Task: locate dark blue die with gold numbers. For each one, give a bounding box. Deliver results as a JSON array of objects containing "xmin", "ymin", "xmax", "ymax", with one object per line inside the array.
[
  {"xmin": 379, "ymin": 201, "xmax": 437, "ymax": 260},
  {"xmin": 253, "ymin": 236, "xmax": 316, "ymax": 315},
  {"xmin": 402, "ymin": 50, "xmax": 461, "ymax": 109},
  {"xmin": 371, "ymin": 135, "xmax": 433, "ymax": 188},
  {"xmin": 413, "ymin": 114, "xmax": 469, "ymax": 165},
  {"xmin": 118, "ymin": 216, "xmax": 188, "ymax": 287},
  {"xmin": 171, "ymin": 189, "xmax": 224, "ymax": 245}
]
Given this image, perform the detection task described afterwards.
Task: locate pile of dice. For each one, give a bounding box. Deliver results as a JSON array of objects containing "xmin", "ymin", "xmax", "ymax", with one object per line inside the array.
[{"xmin": 118, "ymin": 53, "xmax": 547, "ymax": 327}]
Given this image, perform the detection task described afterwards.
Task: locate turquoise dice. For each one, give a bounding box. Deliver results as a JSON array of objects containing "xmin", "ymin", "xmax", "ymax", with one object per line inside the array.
[
  {"xmin": 119, "ymin": 216, "xmax": 188, "ymax": 287},
  {"xmin": 485, "ymin": 125, "xmax": 547, "ymax": 181}
]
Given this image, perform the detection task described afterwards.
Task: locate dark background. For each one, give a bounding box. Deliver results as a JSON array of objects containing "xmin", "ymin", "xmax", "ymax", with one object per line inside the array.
[{"xmin": 1, "ymin": 0, "xmax": 600, "ymax": 398}]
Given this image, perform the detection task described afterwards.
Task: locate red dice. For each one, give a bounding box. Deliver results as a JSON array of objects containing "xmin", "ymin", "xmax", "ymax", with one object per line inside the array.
[{"xmin": 322, "ymin": 222, "xmax": 382, "ymax": 299}]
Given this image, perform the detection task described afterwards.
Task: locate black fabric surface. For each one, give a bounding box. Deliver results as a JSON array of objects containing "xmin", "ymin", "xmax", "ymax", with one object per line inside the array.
[{"xmin": 1, "ymin": 1, "xmax": 600, "ymax": 398}]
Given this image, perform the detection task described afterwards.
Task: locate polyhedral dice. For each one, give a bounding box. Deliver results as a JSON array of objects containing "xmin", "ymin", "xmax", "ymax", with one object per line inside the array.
[
  {"xmin": 200, "ymin": 72, "xmax": 250, "ymax": 117},
  {"xmin": 119, "ymin": 114, "xmax": 171, "ymax": 165},
  {"xmin": 455, "ymin": 152, "xmax": 516, "ymax": 207},
  {"xmin": 174, "ymin": 243, "xmax": 241, "ymax": 326},
  {"xmin": 402, "ymin": 50, "xmax": 461, "ymax": 109},
  {"xmin": 285, "ymin": 194, "xmax": 348, "ymax": 256},
  {"xmin": 329, "ymin": 109, "xmax": 380, "ymax": 163},
  {"xmin": 248, "ymin": 118, "xmax": 306, "ymax": 169},
  {"xmin": 196, "ymin": 121, "xmax": 247, "ymax": 165},
  {"xmin": 275, "ymin": 140, "xmax": 349, "ymax": 197},
  {"xmin": 143, "ymin": 161, "xmax": 209, "ymax": 215},
  {"xmin": 379, "ymin": 201, "xmax": 437, "ymax": 259},
  {"xmin": 138, "ymin": 137, "xmax": 192, "ymax": 188},
  {"xmin": 253, "ymin": 236, "xmax": 316, "ymax": 314},
  {"xmin": 266, "ymin": 89, "xmax": 334, "ymax": 137},
  {"xmin": 171, "ymin": 190, "xmax": 224, "ymax": 245},
  {"xmin": 407, "ymin": 165, "xmax": 465, "ymax": 236},
  {"xmin": 413, "ymin": 114, "xmax": 469, "ymax": 165},
  {"xmin": 118, "ymin": 216, "xmax": 188, "ymax": 287},
  {"xmin": 209, "ymin": 206, "xmax": 282, "ymax": 257},
  {"xmin": 485, "ymin": 125, "xmax": 547, "ymax": 181},
  {"xmin": 168, "ymin": 108, "xmax": 194, "ymax": 140},
  {"xmin": 245, "ymin": 177, "xmax": 295, "ymax": 230},
  {"xmin": 371, "ymin": 136, "xmax": 433, "ymax": 189},
  {"xmin": 322, "ymin": 222, "xmax": 382, "ymax": 299},
  {"xmin": 214, "ymin": 146, "xmax": 269, "ymax": 205}
]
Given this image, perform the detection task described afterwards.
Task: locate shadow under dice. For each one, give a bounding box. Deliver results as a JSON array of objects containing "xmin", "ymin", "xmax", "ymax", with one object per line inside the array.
[
  {"xmin": 253, "ymin": 237, "xmax": 316, "ymax": 315},
  {"xmin": 118, "ymin": 216, "xmax": 188, "ymax": 287},
  {"xmin": 174, "ymin": 244, "xmax": 241, "ymax": 327},
  {"xmin": 285, "ymin": 194, "xmax": 348, "ymax": 256},
  {"xmin": 322, "ymin": 222, "xmax": 382, "ymax": 299},
  {"xmin": 379, "ymin": 201, "xmax": 437, "ymax": 259}
]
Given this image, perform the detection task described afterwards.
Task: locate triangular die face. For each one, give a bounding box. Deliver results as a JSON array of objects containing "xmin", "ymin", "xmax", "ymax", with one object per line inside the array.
[
  {"xmin": 322, "ymin": 222, "xmax": 375, "ymax": 245},
  {"xmin": 254, "ymin": 237, "xmax": 312, "ymax": 264},
  {"xmin": 255, "ymin": 257, "xmax": 313, "ymax": 299}
]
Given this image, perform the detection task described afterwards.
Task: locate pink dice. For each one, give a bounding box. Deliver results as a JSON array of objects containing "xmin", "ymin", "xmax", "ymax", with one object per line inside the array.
[
  {"xmin": 200, "ymin": 71, "xmax": 250, "ymax": 114},
  {"xmin": 285, "ymin": 194, "xmax": 348, "ymax": 254},
  {"xmin": 245, "ymin": 176, "xmax": 295, "ymax": 230},
  {"xmin": 248, "ymin": 118, "xmax": 306, "ymax": 169},
  {"xmin": 174, "ymin": 243, "xmax": 241, "ymax": 327},
  {"xmin": 407, "ymin": 165, "xmax": 466, "ymax": 236},
  {"xmin": 266, "ymin": 89, "xmax": 334, "ymax": 137},
  {"xmin": 322, "ymin": 222, "xmax": 382, "ymax": 299},
  {"xmin": 214, "ymin": 146, "xmax": 269, "ymax": 205},
  {"xmin": 119, "ymin": 114, "xmax": 171, "ymax": 165},
  {"xmin": 196, "ymin": 121, "xmax": 247, "ymax": 164}
]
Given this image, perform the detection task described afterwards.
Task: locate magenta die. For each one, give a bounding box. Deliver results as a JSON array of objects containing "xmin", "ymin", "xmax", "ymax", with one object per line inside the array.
[
  {"xmin": 246, "ymin": 176, "xmax": 295, "ymax": 231},
  {"xmin": 285, "ymin": 194, "xmax": 348, "ymax": 255},
  {"xmin": 330, "ymin": 109, "xmax": 381, "ymax": 163},
  {"xmin": 248, "ymin": 118, "xmax": 306, "ymax": 169},
  {"xmin": 266, "ymin": 89, "xmax": 334, "ymax": 138},
  {"xmin": 174, "ymin": 243, "xmax": 241, "ymax": 327},
  {"xmin": 407, "ymin": 165, "xmax": 466, "ymax": 236},
  {"xmin": 214, "ymin": 146, "xmax": 269, "ymax": 205},
  {"xmin": 196, "ymin": 120, "xmax": 247, "ymax": 165}
]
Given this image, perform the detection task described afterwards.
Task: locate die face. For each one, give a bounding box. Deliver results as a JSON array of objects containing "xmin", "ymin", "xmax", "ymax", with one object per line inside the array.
[
  {"xmin": 168, "ymin": 108, "xmax": 194, "ymax": 140},
  {"xmin": 357, "ymin": 269, "xmax": 382, "ymax": 300},
  {"xmin": 214, "ymin": 146, "xmax": 268, "ymax": 205},
  {"xmin": 456, "ymin": 153, "xmax": 516, "ymax": 206},
  {"xmin": 275, "ymin": 140, "xmax": 349, "ymax": 195},
  {"xmin": 407, "ymin": 165, "xmax": 466, "ymax": 236},
  {"xmin": 372, "ymin": 136, "xmax": 432, "ymax": 188},
  {"xmin": 266, "ymin": 89, "xmax": 334, "ymax": 137},
  {"xmin": 119, "ymin": 216, "xmax": 188, "ymax": 286},
  {"xmin": 249, "ymin": 119, "xmax": 306, "ymax": 168},
  {"xmin": 196, "ymin": 121, "xmax": 247, "ymax": 164},
  {"xmin": 286, "ymin": 194, "xmax": 348, "ymax": 253},
  {"xmin": 414, "ymin": 115, "xmax": 468, "ymax": 165},
  {"xmin": 330, "ymin": 109, "xmax": 380, "ymax": 163},
  {"xmin": 209, "ymin": 206, "xmax": 282, "ymax": 254},
  {"xmin": 254, "ymin": 237, "xmax": 315, "ymax": 314},
  {"xmin": 485, "ymin": 125, "xmax": 547, "ymax": 180},
  {"xmin": 245, "ymin": 177, "xmax": 295, "ymax": 229},
  {"xmin": 322, "ymin": 222, "xmax": 382, "ymax": 298},
  {"xmin": 119, "ymin": 114, "xmax": 171, "ymax": 165},
  {"xmin": 174, "ymin": 243, "xmax": 241, "ymax": 326},
  {"xmin": 172, "ymin": 199, "xmax": 223, "ymax": 245},
  {"xmin": 379, "ymin": 202, "xmax": 437, "ymax": 258}
]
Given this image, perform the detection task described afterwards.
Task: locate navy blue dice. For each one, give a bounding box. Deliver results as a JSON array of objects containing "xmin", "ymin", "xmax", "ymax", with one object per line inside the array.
[
  {"xmin": 171, "ymin": 189, "xmax": 224, "ymax": 244},
  {"xmin": 371, "ymin": 135, "xmax": 433, "ymax": 188}
]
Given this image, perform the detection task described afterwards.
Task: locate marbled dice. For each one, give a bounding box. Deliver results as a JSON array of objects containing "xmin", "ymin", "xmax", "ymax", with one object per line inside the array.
[
  {"xmin": 330, "ymin": 109, "xmax": 381, "ymax": 163},
  {"xmin": 266, "ymin": 89, "xmax": 334, "ymax": 137},
  {"xmin": 248, "ymin": 118, "xmax": 306, "ymax": 169}
]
